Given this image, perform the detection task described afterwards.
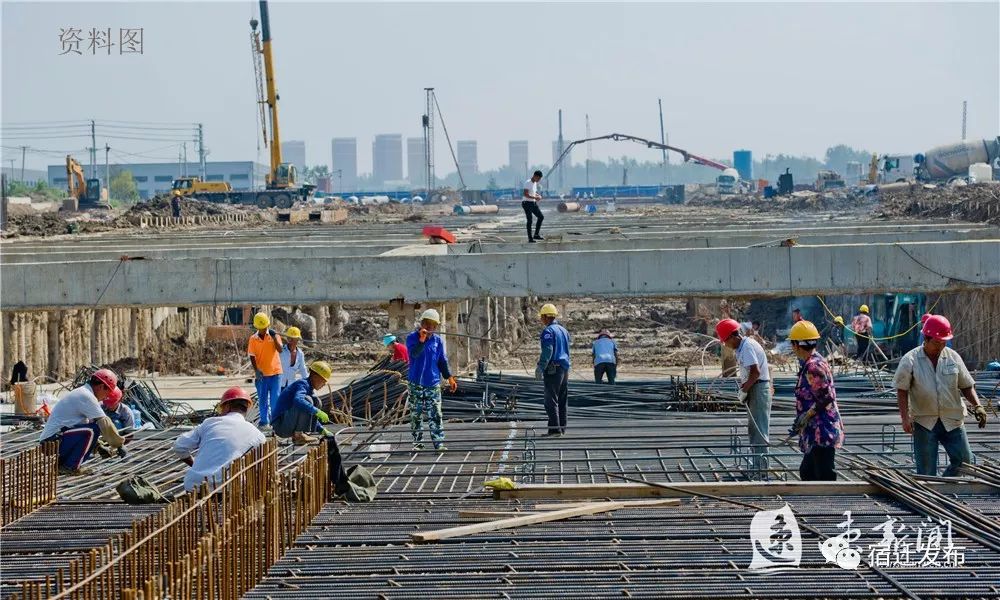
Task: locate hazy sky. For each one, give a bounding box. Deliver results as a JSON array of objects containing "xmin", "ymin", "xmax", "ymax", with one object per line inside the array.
[{"xmin": 3, "ymin": 1, "xmax": 998, "ymax": 173}]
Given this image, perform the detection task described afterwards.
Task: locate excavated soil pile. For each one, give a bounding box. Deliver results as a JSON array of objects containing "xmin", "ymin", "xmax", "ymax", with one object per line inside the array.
[
  {"xmin": 877, "ymin": 183, "xmax": 1000, "ymax": 225},
  {"xmin": 3, "ymin": 212, "xmax": 115, "ymax": 237}
]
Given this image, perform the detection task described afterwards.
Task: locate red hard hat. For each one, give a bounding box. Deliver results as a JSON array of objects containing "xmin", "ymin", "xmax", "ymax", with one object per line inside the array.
[
  {"xmin": 715, "ymin": 319, "xmax": 741, "ymax": 342},
  {"xmin": 91, "ymin": 368, "xmax": 118, "ymax": 390},
  {"xmin": 103, "ymin": 386, "xmax": 123, "ymax": 409},
  {"xmin": 921, "ymin": 313, "xmax": 932, "ymax": 324},
  {"xmin": 921, "ymin": 314, "xmax": 953, "ymax": 341},
  {"xmin": 220, "ymin": 386, "xmax": 252, "ymax": 406}
]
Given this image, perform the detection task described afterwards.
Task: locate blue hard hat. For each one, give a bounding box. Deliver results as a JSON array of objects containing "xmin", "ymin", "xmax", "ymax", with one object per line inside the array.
[{"xmin": 383, "ymin": 334, "xmax": 396, "ymax": 346}]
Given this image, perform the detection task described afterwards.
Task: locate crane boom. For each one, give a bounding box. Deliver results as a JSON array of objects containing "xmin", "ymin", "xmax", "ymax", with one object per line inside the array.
[
  {"xmin": 547, "ymin": 133, "xmax": 729, "ymax": 180},
  {"xmin": 258, "ymin": 0, "xmax": 282, "ymax": 185}
]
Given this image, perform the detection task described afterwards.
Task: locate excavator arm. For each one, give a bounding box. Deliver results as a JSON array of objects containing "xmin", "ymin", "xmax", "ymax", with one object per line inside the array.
[{"xmin": 65, "ymin": 155, "xmax": 86, "ymax": 200}]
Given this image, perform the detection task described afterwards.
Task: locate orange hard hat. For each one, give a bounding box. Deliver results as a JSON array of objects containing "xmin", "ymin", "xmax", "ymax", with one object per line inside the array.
[
  {"xmin": 715, "ymin": 319, "xmax": 741, "ymax": 342},
  {"xmin": 103, "ymin": 386, "xmax": 123, "ymax": 409},
  {"xmin": 220, "ymin": 386, "xmax": 253, "ymax": 406},
  {"xmin": 921, "ymin": 314, "xmax": 953, "ymax": 341}
]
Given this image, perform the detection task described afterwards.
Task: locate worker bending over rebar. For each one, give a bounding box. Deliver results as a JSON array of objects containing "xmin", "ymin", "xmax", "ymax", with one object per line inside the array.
[{"xmin": 270, "ymin": 360, "xmax": 333, "ymax": 445}]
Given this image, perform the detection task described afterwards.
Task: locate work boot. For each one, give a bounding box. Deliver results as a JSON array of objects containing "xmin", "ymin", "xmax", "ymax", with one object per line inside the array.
[
  {"xmin": 435, "ymin": 444, "xmax": 447, "ymax": 452},
  {"xmin": 533, "ymin": 233, "xmax": 544, "ymax": 240},
  {"xmin": 413, "ymin": 442, "xmax": 425, "ymax": 450},
  {"xmin": 528, "ymin": 238, "xmax": 537, "ymax": 243},
  {"xmin": 58, "ymin": 465, "xmax": 93, "ymax": 476},
  {"xmin": 292, "ymin": 431, "xmax": 317, "ymax": 445}
]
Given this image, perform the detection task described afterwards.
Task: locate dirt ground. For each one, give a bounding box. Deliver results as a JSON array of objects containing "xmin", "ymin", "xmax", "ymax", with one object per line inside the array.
[{"xmin": 877, "ymin": 182, "xmax": 1000, "ymax": 225}]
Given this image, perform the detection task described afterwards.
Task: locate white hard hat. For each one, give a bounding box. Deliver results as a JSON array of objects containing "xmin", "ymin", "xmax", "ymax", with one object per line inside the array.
[{"xmin": 420, "ymin": 308, "xmax": 441, "ymax": 323}]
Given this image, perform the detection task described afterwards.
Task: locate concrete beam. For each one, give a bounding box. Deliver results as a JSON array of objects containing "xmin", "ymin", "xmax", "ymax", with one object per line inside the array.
[{"xmin": 2, "ymin": 240, "xmax": 997, "ymax": 309}]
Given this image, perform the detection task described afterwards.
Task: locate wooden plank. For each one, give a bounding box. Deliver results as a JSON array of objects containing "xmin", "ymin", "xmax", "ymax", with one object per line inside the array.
[
  {"xmin": 458, "ymin": 510, "xmax": 539, "ymax": 519},
  {"xmin": 532, "ymin": 499, "xmax": 680, "ymax": 510},
  {"xmin": 412, "ymin": 501, "xmax": 624, "ymax": 543},
  {"xmin": 492, "ymin": 480, "xmax": 996, "ymax": 500}
]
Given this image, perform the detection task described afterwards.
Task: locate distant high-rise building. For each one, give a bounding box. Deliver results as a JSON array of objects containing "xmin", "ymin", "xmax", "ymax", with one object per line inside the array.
[
  {"xmin": 281, "ymin": 140, "xmax": 306, "ymax": 171},
  {"xmin": 552, "ymin": 140, "xmax": 572, "ymax": 167},
  {"xmin": 372, "ymin": 134, "xmax": 403, "ymax": 186},
  {"xmin": 331, "ymin": 138, "xmax": 357, "ymax": 192},
  {"xmin": 406, "ymin": 137, "xmax": 426, "ymax": 187},
  {"xmin": 509, "ymin": 140, "xmax": 529, "ymax": 176},
  {"xmin": 456, "ymin": 140, "xmax": 478, "ymax": 176}
]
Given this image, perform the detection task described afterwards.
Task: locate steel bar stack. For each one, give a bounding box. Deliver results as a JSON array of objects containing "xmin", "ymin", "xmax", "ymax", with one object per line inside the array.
[{"xmin": 0, "ymin": 442, "xmax": 58, "ymax": 526}]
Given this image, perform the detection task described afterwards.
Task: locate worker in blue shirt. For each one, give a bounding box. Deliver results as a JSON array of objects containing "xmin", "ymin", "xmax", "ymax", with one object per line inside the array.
[
  {"xmin": 592, "ymin": 329, "xmax": 619, "ymax": 384},
  {"xmin": 271, "ymin": 360, "xmax": 333, "ymax": 445},
  {"xmin": 406, "ymin": 309, "xmax": 457, "ymax": 451},
  {"xmin": 536, "ymin": 304, "xmax": 571, "ymax": 435}
]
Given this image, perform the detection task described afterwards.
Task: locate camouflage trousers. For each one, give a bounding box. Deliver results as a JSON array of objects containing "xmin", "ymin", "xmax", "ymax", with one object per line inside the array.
[{"xmin": 408, "ymin": 382, "xmax": 444, "ymax": 446}]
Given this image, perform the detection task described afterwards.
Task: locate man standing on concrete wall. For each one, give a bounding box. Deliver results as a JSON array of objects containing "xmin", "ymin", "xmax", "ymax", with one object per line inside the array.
[
  {"xmin": 522, "ymin": 170, "xmax": 545, "ymax": 243},
  {"xmin": 717, "ymin": 319, "xmax": 772, "ymax": 480},
  {"xmin": 893, "ymin": 314, "xmax": 988, "ymax": 477},
  {"xmin": 536, "ymin": 304, "xmax": 571, "ymax": 435}
]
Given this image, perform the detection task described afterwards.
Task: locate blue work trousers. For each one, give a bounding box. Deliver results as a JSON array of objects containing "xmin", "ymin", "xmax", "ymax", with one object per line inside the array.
[
  {"xmin": 45, "ymin": 422, "xmax": 102, "ymax": 470},
  {"xmin": 912, "ymin": 419, "xmax": 973, "ymax": 477},
  {"xmin": 255, "ymin": 374, "xmax": 281, "ymax": 426},
  {"xmin": 746, "ymin": 381, "xmax": 771, "ymax": 479}
]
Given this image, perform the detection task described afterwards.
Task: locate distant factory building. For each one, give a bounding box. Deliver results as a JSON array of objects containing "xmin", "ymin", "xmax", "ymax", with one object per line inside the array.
[
  {"xmin": 1, "ymin": 166, "xmax": 48, "ymax": 186},
  {"xmin": 407, "ymin": 137, "xmax": 426, "ymax": 188},
  {"xmin": 281, "ymin": 140, "xmax": 306, "ymax": 171},
  {"xmin": 552, "ymin": 140, "xmax": 572, "ymax": 167},
  {"xmin": 372, "ymin": 134, "xmax": 403, "ymax": 187},
  {"xmin": 457, "ymin": 140, "xmax": 478, "ymax": 175},
  {"xmin": 508, "ymin": 140, "xmax": 529, "ymax": 176},
  {"xmin": 331, "ymin": 137, "xmax": 358, "ymax": 192},
  {"xmin": 47, "ymin": 161, "xmax": 267, "ymax": 200}
]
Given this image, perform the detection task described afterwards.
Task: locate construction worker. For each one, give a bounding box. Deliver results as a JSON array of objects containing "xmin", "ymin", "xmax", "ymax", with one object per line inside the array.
[
  {"xmin": 271, "ymin": 361, "xmax": 333, "ymax": 444},
  {"xmin": 852, "ymin": 304, "xmax": 873, "ymax": 359},
  {"xmin": 405, "ymin": 309, "xmax": 457, "ymax": 451},
  {"xmin": 592, "ymin": 329, "xmax": 618, "ymax": 384},
  {"xmin": 102, "ymin": 386, "xmax": 135, "ymax": 430},
  {"xmin": 247, "ymin": 312, "xmax": 283, "ymax": 428},
  {"xmin": 384, "ymin": 334, "xmax": 410, "ymax": 364},
  {"xmin": 791, "ymin": 307, "xmax": 803, "ymax": 323},
  {"xmin": 39, "ymin": 368, "xmax": 126, "ymax": 474},
  {"xmin": 173, "ymin": 387, "xmax": 266, "ymax": 492},
  {"xmin": 826, "ymin": 315, "xmax": 847, "ymax": 357},
  {"xmin": 716, "ymin": 319, "xmax": 771, "ymax": 479},
  {"xmin": 279, "ymin": 326, "xmax": 308, "ymax": 389},
  {"xmin": 788, "ymin": 321, "xmax": 845, "ymax": 481},
  {"xmin": 893, "ymin": 314, "xmax": 988, "ymax": 477},
  {"xmin": 537, "ymin": 304, "xmax": 571, "ymax": 435},
  {"xmin": 522, "ymin": 170, "xmax": 545, "ymax": 242}
]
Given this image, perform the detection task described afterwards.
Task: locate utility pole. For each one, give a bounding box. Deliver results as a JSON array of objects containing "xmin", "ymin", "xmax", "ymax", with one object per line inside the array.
[
  {"xmin": 90, "ymin": 120, "xmax": 97, "ymax": 180},
  {"xmin": 658, "ymin": 98, "xmax": 668, "ymax": 178},
  {"xmin": 183, "ymin": 142, "xmax": 188, "ymax": 177},
  {"xmin": 961, "ymin": 100, "xmax": 967, "ymax": 140},
  {"xmin": 557, "ymin": 109, "xmax": 564, "ymax": 190},
  {"xmin": 198, "ymin": 123, "xmax": 206, "ymax": 179},
  {"xmin": 20, "ymin": 145, "xmax": 27, "ymax": 181},
  {"xmin": 104, "ymin": 143, "xmax": 110, "ymax": 196},
  {"xmin": 423, "ymin": 88, "xmax": 435, "ymax": 198},
  {"xmin": 585, "ymin": 114, "xmax": 592, "ymax": 188}
]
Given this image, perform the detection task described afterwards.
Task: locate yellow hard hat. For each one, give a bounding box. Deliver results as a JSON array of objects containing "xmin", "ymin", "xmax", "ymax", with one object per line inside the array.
[
  {"xmin": 789, "ymin": 320, "xmax": 821, "ymax": 342},
  {"xmin": 285, "ymin": 326, "xmax": 302, "ymax": 339},
  {"xmin": 309, "ymin": 360, "xmax": 333, "ymax": 380},
  {"xmin": 253, "ymin": 312, "xmax": 270, "ymax": 330},
  {"xmin": 539, "ymin": 303, "xmax": 559, "ymax": 317},
  {"xmin": 833, "ymin": 316, "xmax": 845, "ymax": 326},
  {"xmin": 859, "ymin": 304, "xmax": 869, "ymax": 314}
]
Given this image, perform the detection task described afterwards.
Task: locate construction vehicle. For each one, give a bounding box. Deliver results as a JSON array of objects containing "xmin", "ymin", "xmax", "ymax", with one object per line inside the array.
[
  {"xmin": 168, "ymin": 1, "xmax": 313, "ymax": 208},
  {"xmin": 814, "ymin": 170, "xmax": 846, "ymax": 191},
  {"xmin": 715, "ymin": 168, "xmax": 742, "ymax": 195},
  {"xmin": 776, "ymin": 168, "xmax": 794, "ymax": 195},
  {"xmin": 170, "ymin": 177, "xmax": 232, "ymax": 197},
  {"xmin": 915, "ymin": 137, "xmax": 1000, "ymax": 181},
  {"xmin": 877, "ymin": 154, "xmax": 916, "ymax": 183},
  {"xmin": 844, "ymin": 293, "xmax": 926, "ymax": 359},
  {"xmin": 65, "ymin": 155, "xmax": 106, "ymax": 208}
]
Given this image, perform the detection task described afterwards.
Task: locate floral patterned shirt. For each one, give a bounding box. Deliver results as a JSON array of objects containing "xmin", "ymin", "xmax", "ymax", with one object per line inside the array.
[{"xmin": 795, "ymin": 351, "xmax": 845, "ymax": 452}]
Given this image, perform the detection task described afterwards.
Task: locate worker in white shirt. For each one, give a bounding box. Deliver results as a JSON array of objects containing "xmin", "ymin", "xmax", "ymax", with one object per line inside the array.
[
  {"xmin": 279, "ymin": 326, "xmax": 309, "ymax": 389},
  {"xmin": 893, "ymin": 314, "xmax": 988, "ymax": 477},
  {"xmin": 522, "ymin": 170, "xmax": 545, "ymax": 242},
  {"xmin": 39, "ymin": 368, "xmax": 126, "ymax": 474},
  {"xmin": 717, "ymin": 319, "xmax": 772, "ymax": 480},
  {"xmin": 173, "ymin": 387, "xmax": 266, "ymax": 492}
]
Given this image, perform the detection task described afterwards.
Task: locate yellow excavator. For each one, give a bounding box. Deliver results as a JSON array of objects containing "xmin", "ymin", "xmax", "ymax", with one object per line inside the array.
[
  {"xmin": 65, "ymin": 155, "xmax": 107, "ymax": 208},
  {"xmin": 170, "ymin": 1, "xmax": 313, "ymax": 208}
]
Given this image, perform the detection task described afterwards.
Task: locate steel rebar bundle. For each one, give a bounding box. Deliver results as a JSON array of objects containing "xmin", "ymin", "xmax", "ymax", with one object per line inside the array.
[{"xmin": 0, "ymin": 442, "xmax": 58, "ymax": 526}]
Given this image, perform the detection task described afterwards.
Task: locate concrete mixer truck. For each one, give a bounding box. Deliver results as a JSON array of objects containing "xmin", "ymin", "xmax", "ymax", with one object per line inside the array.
[{"xmin": 914, "ymin": 137, "xmax": 1000, "ymax": 181}]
